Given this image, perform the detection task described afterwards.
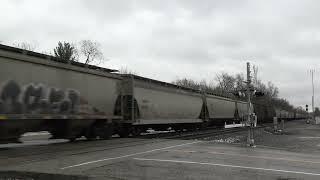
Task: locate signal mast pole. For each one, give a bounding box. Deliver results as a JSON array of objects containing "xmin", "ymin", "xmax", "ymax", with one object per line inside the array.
[
  {"xmin": 311, "ymin": 69, "xmax": 315, "ymax": 120},
  {"xmin": 247, "ymin": 62, "xmax": 254, "ymax": 147}
]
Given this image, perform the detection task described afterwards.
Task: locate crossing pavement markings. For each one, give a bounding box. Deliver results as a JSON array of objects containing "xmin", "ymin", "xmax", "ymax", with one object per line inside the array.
[
  {"xmin": 61, "ymin": 141, "xmax": 202, "ymax": 170},
  {"xmin": 163, "ymin": 149, "xmax": 320, "ymax": 164},
  {"xmin": 208, "ymin": 151, "xmax": 320, "ymax": 164},
  {"xmin": 134, "ymin": 158, "xmax": 320, "ymax": 176}
]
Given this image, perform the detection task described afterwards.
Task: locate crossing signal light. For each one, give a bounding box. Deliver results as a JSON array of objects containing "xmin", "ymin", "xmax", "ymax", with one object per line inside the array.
[
  {"xmin": 306, "ymin": 104, "xmax": 308, "ymax": 112},
  {"xmin": 254, "ymin": 91, "xmax": 264, "ymax": 97}
]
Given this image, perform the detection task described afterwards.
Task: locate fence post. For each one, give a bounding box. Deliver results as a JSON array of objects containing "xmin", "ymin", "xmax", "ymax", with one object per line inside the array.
[
  {"xmin": 281, "ymin": 119, "xmax": 284, "ymax": 131},
  {"xmin": 273, "ymin": 117, "xmax": 278, "ymax": 132}
]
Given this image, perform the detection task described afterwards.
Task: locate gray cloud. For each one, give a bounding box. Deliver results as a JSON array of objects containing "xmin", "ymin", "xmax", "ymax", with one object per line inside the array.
[{"xmin": 1, "ymin": 0, "xmax": 320, "ymax": 108}]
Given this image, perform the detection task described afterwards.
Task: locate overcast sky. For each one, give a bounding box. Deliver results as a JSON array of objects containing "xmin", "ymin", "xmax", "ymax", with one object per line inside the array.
[{"xmin": 1, "ymin": 0, "xmax": 319, "ymax": 108}]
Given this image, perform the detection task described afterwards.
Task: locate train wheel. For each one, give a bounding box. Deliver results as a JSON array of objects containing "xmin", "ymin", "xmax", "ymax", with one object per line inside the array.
[
  {"xmin": 85, "ymin": 122, "xmax": 113, "ymax": 140},
  {"xmin": 84, "ymin": 128, "xmax": 97, "ymax": 141},
  {"xmin": 118, "ymin": 130, "xmax": 129, "ymax": 138},
  {"xmin": 49, "ymin": 120, "xmax": 83, "ymax": 141},
  {"xmin": 174, "ymin": 126, "xmax": 183, "ymax": 133},
  {"xmin": 68, "ymin": 137, "xmax": 76, "ymax": 142},
  {"xmin": 130, "ymin": 126, "xmax": 141, "ymax": 137},
  {"xmin": 200, "ymin": 122, "xmax": 209, "ymax": 130},
  {"xmin": 100, "ymin": 124, "xmax": 113, "ymax": 140},
  {"xmin": 118, "ymin": 125, "xmax": 130, "ymax": 138}
]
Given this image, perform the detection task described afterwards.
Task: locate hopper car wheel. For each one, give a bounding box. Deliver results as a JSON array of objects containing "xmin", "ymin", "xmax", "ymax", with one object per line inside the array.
[
  {"xmin": 130, "ymin": 126, "xmax": 141, "ymax": 137},
  {"xmin": 85, "ymin": 122, "xmax": 113, "ymax": 140},
  {"xmin": 84, "ymin": 125, "xmax": 99, "ymax": 141},
  {"xmin": 119, "ymin": 130, "xmax": 129, "ymax": 138},
  {"xmin": 100, "ymin": 124, "xmax": 113, "ymax": 140},
  {"xmin": 174, "ymin": 126, "xmax": 183, "ymax": 133},
  {"xmin": 200, "ymin": 122, "xmax": 209, "ymax": 130},
  {"xmin": 84, "ymin": 130, "xmax": 96, "ymax": 141},
  {"xmin": 118, "ymin": 125, "xmax": 130, "ymax": 138}
]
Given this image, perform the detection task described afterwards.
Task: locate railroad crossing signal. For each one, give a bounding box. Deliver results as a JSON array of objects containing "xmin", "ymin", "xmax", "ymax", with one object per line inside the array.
[
  {"xmin": 233, "ymin": 62, "xmax": 264, "ymax": 148},
  {"xmin": 254, "ymin": 91, "xmax": 264, "ymax": 97},
  {"xmin": 232, "ymin": 90, "xmax": 264, "ymax": 98},
  {"xmin": 306, "ymin": 104, "xmax": 308, "ymax": 112}
]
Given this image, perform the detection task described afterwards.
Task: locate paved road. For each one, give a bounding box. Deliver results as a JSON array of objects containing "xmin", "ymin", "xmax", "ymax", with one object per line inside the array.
[{"xmin": 1, "ymin": 137, "xmax": 320, "ymax": 180}]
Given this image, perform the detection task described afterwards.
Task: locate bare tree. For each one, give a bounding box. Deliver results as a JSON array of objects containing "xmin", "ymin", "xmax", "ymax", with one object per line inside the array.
[
  {"xmin": 54, "ymin": 41, "xmax": 78, "ymax": 63},
  {"xmin": 41, "ymin": 51, "xmax": 53, "ymax": 56},
  {"xmin": 267, "ymin": 81, "xmax": 279, "ymax": 99},
  {"xmin": 234, "ymin": 73, "xmax": 245, "ymax": 90},
  {"xmin": 256, "ymin": 81, "xmax": 278, "ymax": 99},
  {"xmin": 119, "ymin": 67, "xmax": 138, "ymax": 75},
  {"xmin": 172, "ymin": 78, "xmax": 216, "ymax": 92},
  {"xmin": 198, "ymin": 79, "xmax": 214, "ymax": 92},
  {"xmin": 173, "ymin": 78, "xmax": 200, "ymax": 90},
  {"xmin": 79, "ymin": 40, "xmax": 104, "ymax": 65},
  {"xmin": 13, "ymin": 42, "xmax": 37, "ymax": 51},
  {"xmin": 215, "ymin": 72, "xmax": 236, "ymax": 95},
  {"xmin": 173, "ymin": 71, "xmax": 295, "ymax": 110}
]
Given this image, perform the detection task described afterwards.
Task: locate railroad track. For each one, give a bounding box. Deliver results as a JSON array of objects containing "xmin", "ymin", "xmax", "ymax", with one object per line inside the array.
[
  {"xmin": 167, "ymin": 127, "xmax": 248, "ymax": 140},
  {"xmin": 138, "ymin": 126, "xmax": 220, "ymax": 139},
  {"xmin": 140, "ymin": 124, "xmax": 270, "ymax": 140},
  {"xmin": 0, "ymin": 124, "xmax": 271, "ymax": 166},
  {"xmin": 0, "ymin": 138, "xmax": 166, "ymax": 166}
]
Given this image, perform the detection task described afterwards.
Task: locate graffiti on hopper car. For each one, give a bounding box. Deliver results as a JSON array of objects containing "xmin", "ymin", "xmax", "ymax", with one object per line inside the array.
[{"xmin": 0, "ymin": 80, "xmax": 100, "ymax": 114}]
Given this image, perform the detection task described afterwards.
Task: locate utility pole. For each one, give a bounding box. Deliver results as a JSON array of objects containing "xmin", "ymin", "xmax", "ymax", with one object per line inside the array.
[
  {"xmin": 310, "ymin": 69, "xmax": 315, "ymax": 120},
  {"xmin": 246, "ymin": 62, "xmax": 254, "ymax": 147}
]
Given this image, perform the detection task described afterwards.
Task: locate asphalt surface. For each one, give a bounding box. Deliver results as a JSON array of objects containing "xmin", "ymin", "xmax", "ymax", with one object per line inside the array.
[
  {"xmin": 254, "ymin": 119, "xmax": 320, "ymax": 154},
  {"xmin": 0, "ymin": 120, "xmax": 320, "ymax": 180}
]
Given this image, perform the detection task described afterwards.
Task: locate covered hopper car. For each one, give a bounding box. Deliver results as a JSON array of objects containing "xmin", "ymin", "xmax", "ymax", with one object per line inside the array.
[
  {"xmin": 0, "ymin": 44, "xmax": 122, "ymax": 142},
  {"xmin": 113, "ymin": 75, "xmax": 249, "ymax": 137}
]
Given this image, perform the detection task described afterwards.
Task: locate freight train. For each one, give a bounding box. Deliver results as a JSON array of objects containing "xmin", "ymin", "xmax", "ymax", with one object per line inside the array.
[{"xmin": 0, "ymin": 44, "xmax": 307, "ymax": 143}]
